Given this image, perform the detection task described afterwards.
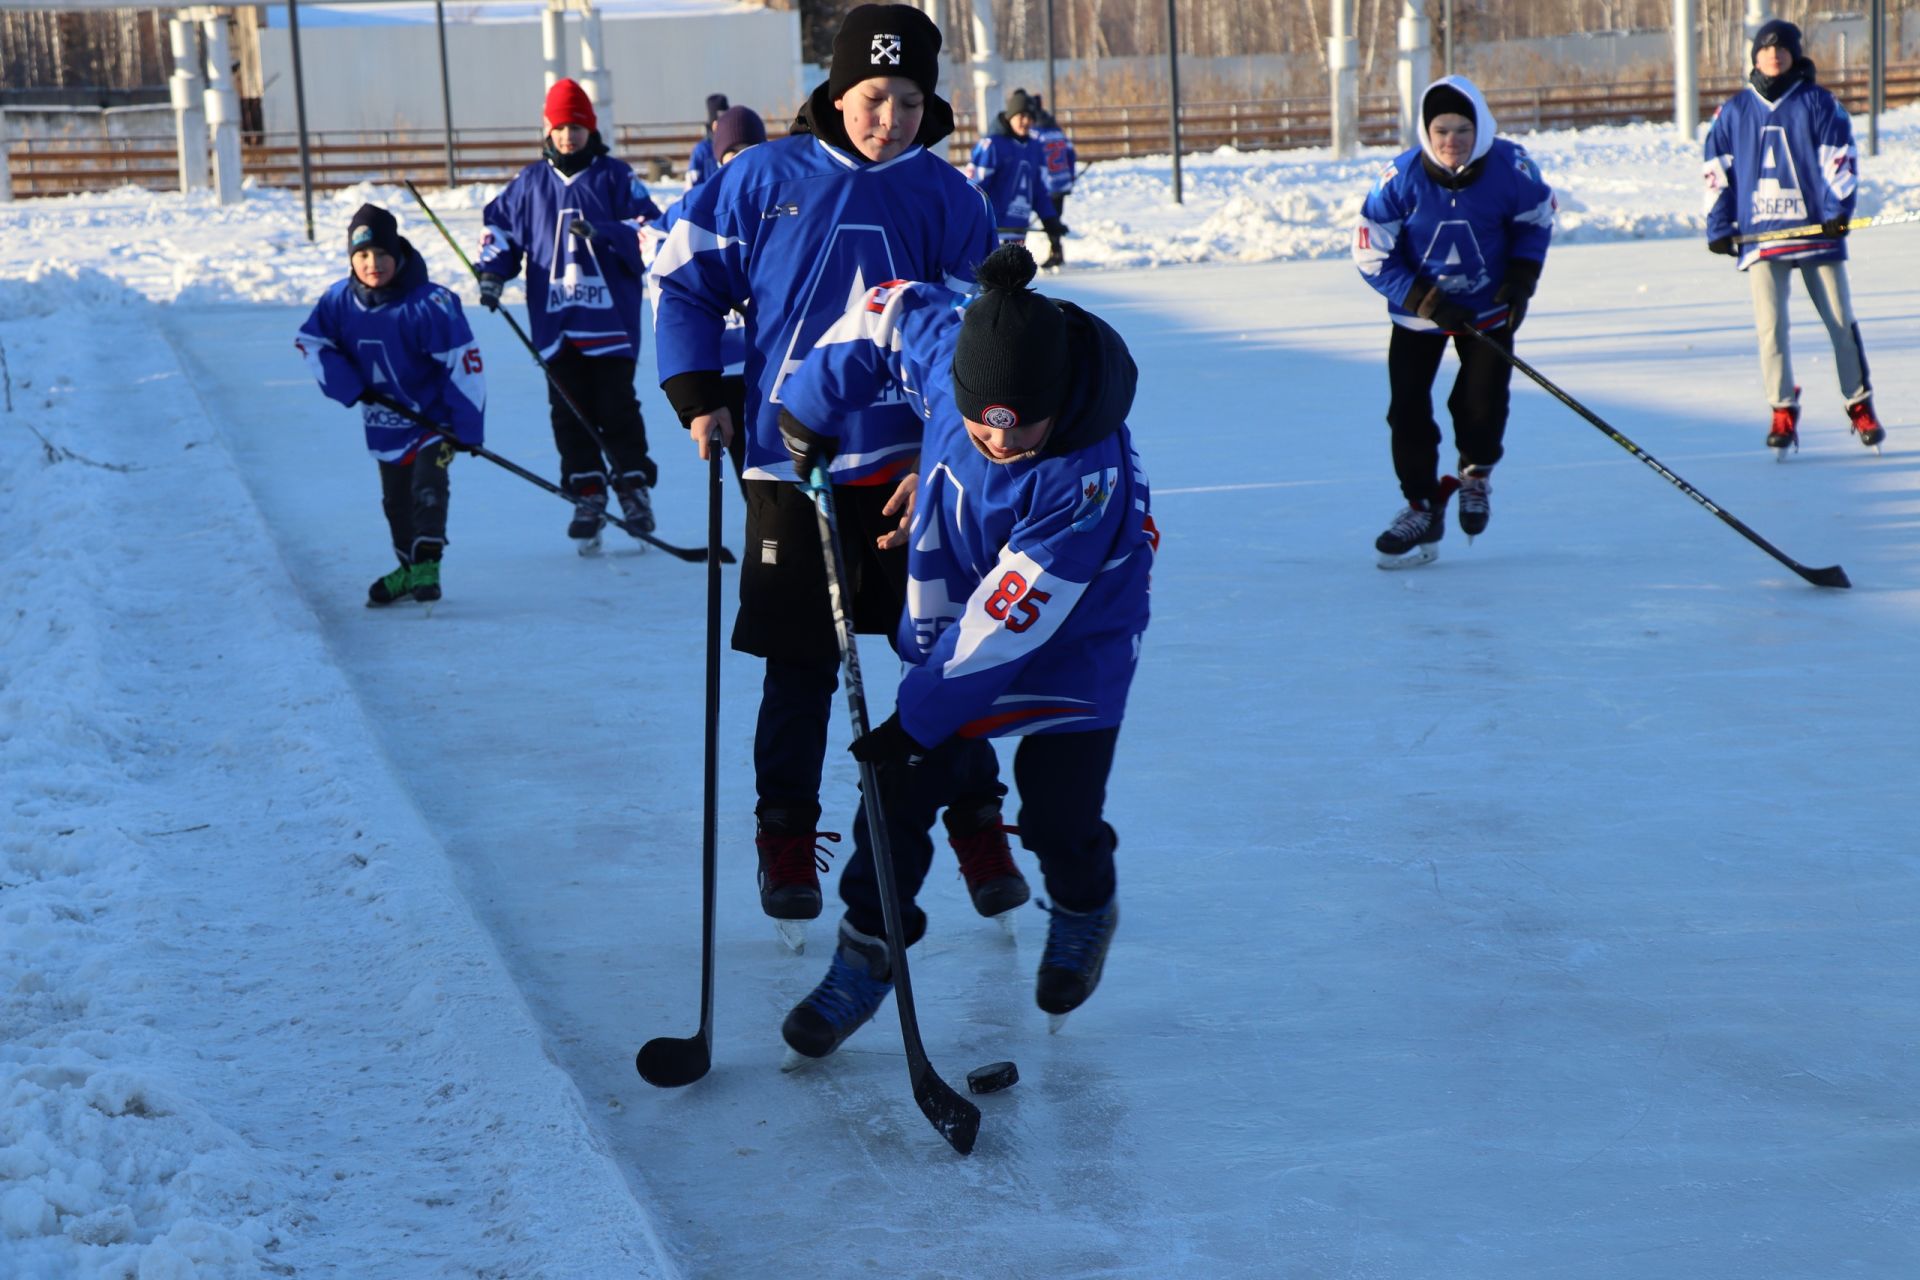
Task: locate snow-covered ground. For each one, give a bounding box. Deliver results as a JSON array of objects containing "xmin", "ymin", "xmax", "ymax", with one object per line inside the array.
[{"xmin": 5, "ymin": 114, "xmax": 1920, "ymax": 1278}]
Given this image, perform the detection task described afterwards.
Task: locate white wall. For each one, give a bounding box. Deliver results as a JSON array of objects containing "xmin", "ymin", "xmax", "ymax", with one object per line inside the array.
[{"xmin": 257, "ymin": 9, "xmax": 802, "ymax": 133}]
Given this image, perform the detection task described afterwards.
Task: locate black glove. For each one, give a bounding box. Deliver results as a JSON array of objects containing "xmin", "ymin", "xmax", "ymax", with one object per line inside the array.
[
  {"xmin": 1821, "ymin": 218, "xmax": 1849, "ymax": 238},
  {"xmin": 568, "ymin": 218, "xmax": 608, "ymax": 247},
  {"xmin": 1494, "ymin": 259, "xmax": 1541, "ymax": 334},
  {"xmin": 1406, "ymin": 280, "xmax": 1476, "ymax": 333},
  {"xmin": 1042, "ymin": 217, "xmax": 1069, "ymax": 239},
  {"xmin": 850, "ymin": 712, "xmax": 926, "ymax": 770},
  {"xmin": 1708, "ymin": 236, "xmax": 1736, "ymax": 257},
  {"xmin": 477, "ymin": 273, "xmax": 504, "ymax": 311},
  {"xmin": 779, "ymin": 408, "xmax": 836, "ymax": 480}
]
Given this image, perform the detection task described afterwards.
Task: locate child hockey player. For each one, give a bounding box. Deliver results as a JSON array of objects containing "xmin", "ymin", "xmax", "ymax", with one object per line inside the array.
[
  {"xmin": 1704, "ymin": 18, "xmax": 1885, "ymax": 457},
  {"xmin": 684, "ymin": 92, "xmax": 730, "ymax": 188},
  {"xmin": 1353, "ymin": 75, "xmax": 1554, "ymax": 569},
  {"xmin": 296, "ymin": 204, "xmax": 486, "ymax": 606},
  {"xmin": 1030, "ymin": 93, "xmax": 1077, "ymax": 269},
  {"xmin": 774, "ymin": 244, "xmax": 1154, "ymax": 1060},
  {"xmin": 477, "ymin": 77, "xmax": 665, "ymax": 551},
  {"xmin": 653, "ymin": 4, "xmax": 1020, "ymax": 941},
  {"xmin": 968, "ymin": 87, "xmax": 1066, "ymax": 251}
]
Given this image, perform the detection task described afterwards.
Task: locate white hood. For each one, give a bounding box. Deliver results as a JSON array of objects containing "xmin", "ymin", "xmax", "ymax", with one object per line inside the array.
[{"xmin": 1418, "ymin": 75, "xmax": 1497, "ymax": 172}]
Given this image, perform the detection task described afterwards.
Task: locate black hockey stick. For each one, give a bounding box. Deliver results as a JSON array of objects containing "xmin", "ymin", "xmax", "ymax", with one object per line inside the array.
[
  {"xmin": 635, "ymin": 429, "xmax": 725, "ymax": 1088},
  {"xmin": 805, "ymin": 466, "xmax": 981, "ymax": 1156},
  {"xmin": 362, "ymin": 393, "xmax": 721, "ymax": 562},
  {"xmin": 402, "ymin": 181, "xmax": 732, "ymax": 564},
  {"xmin": 1457, "ymin": 326, "xmax": 1850, "ymax": 589}
]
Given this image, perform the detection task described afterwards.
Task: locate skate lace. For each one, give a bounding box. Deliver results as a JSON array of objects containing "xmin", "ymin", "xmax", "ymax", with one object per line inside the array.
[
  {"xmin": 1456, "ymin": 476, "xmax": 1490, "ymax": 516},
  {"xmin": 805, "ymin": 944, "xmax": 891, "ymax": 1027},
  {"xmin": 1038, "ymin": 899, "xmax": 1115, "ymax": 974},
  {"xmin": 762, "ymin": 830, "xmax": 841, "ymax": 887},
  {"xmin": 1847, "ymin": 402, "xmax": 1881, "ymax": 430},
  {"xmin": 951, "ymin": 823, "xmax": 1022, "ymax": 889},
  {"xmin": 1386, "ymin": 506, "xmax": 1431, "ymax": 540},
  {"xmin": 1771, "ymin": 408, "xmax": 1799, "ymax": 435}
]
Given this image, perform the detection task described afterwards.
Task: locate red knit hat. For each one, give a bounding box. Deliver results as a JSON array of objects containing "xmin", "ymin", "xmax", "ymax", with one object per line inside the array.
[{"xmin": 544, "ymin": 78, "xmax": 597, "ymax": 132}]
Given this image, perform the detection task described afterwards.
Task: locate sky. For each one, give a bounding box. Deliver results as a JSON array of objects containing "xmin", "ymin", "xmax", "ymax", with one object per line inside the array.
[{"xmin": 4, "ymin": 111, "xmax": 1918, "ymax": 1278}]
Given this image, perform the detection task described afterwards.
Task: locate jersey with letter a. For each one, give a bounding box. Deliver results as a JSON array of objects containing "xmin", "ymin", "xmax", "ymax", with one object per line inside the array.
[{"xmin": 1703, "ymin": 79, "xmax": 1855, "ymax": 271}]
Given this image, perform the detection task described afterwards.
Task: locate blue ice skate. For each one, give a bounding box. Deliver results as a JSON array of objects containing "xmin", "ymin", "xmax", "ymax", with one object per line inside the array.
[
  {"xmin": 780, "ymin": 920, "xmax": 893, "ymax": 1068},
  {"xmin": 1036, "ymin": 895, "xmax": 1119, "ymax": 1032}
]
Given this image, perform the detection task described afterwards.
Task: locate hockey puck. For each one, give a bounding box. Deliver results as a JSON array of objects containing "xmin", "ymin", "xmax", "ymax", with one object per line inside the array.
[{"xmin": 966, "ymin": 1061, "xmax": 1019, "ymax": 1095}]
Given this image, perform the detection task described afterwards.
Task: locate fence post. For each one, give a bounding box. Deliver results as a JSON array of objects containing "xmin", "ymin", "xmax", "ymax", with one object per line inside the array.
[{"xmin": 0, "ymin": 108, "xmax": 10, "ymax": 203}]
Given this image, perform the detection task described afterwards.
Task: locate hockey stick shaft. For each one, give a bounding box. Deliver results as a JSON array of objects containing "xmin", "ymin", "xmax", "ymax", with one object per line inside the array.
[
  {"xmin": 401, "ymin": 181, "xmax": 733, "ymax": 564},
  {"xmin": 1733, "ymin": 208, "xmax": 1920, "ymax": 245},
  {"xmin": 1456, "ymin": 327, "xmax": 1850, "ymax": 588},
  {"xmin": 807, "ymin": 468, "xmax": 980, "ymax": 1156}
]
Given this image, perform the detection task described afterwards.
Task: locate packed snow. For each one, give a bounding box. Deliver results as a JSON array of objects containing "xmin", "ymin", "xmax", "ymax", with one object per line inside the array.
[{"xmin": 4, "ymin": 110, "xmax": 1919, "ymax": 1278}]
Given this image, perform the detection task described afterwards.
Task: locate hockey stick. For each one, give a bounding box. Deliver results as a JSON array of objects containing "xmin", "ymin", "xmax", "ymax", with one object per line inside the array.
[
  {"xmin": 1733, "ymin": 208, "xmax": 1920, "ymax": 245},
  {"xmin": 636, "ymin": 427, "xmax": 725, "ymax": 1088},
  {"xmin": 401, "ymin": 181, "xmax": 732, "ymax": 564},
  {"xmin": 1455, "ymin": 327, "xmax": 1850, "ymax": 588},
  {"xmin": 805, "ymin": 466, "xmax": 982, "ymax": 1156},
  {"xmin": 362, "ymin": 393, "xmax": 721, "ymax": 562}
]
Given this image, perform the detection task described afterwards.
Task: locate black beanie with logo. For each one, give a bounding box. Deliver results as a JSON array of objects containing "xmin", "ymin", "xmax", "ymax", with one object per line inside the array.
[
  {"xmin": 951, "ymin": 244, "xmax": 1069, "ymax": 430},
  {"xmin": 1751, "ymin": 19, "xmax": 1803, "ymax": 67},
  {"xmin": 347, "ymin": 203, "xmax": 404, "ymax": 260},
  {"xmin": 829, "ymin": 4, "xmax": 942, "ymax": 101}
]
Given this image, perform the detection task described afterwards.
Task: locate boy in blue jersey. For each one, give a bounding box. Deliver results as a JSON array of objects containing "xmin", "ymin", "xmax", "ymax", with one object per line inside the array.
[
  {"xmin": 1354, "ymin": 75, "xmax": 1554, "ymax": 569},
  {"xmin": 653, "ymin": 4, "xmax": 1019, "ymax": 936},
  {"xmin": 1704, "ymin": 19, "xmax": 1885, "ymax": 456},
  {"xmin": 476, "ymin": 78, "xmax": 665, "ymax": 551},
  {"xmin": 296, "ymin": 204, "xmax": 486, "ymax": 607},
  {"xmin": 774, "ymin": 244, "xmax": 1154, "ymax": 1058},
  {"xmin": 968, "ymin": 88, "xmax": 1065, "ymax": 252},
  {"xmin": 684, "ymin": 93, "xmax": 729, "ymax": 188},
  {"xmin": 1029, "ymin": 93, "xmax": 1077, "ymax": 269}
]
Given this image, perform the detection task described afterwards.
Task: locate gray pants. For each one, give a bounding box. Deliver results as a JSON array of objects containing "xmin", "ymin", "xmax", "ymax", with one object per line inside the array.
[{"xmin": 1748, "ymin": 258, "xmax": 1871, "ymax": 409}]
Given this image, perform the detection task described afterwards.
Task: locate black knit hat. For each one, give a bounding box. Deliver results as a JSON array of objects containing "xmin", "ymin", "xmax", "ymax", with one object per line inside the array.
[
  {"xmin": 347, "ymin": 203, "xmax": 403, "ymax": 259},
  {"xmin": 1005, "ymin": 88, "xmax": 1035, "ymax": 118},
  {"xmin": 1422, "ymin": 82, "xmax": 1474, "ymax": 128},
  {"xmin": 829, "ymin": 4, "xmax": 942, "ymax": 101},
  {"xmin": 1752, "ymin": 19, "xmax": 1803, "ymax": 66},
  {"xmin": 705, "ymin": 92, "xmax": 729, "ymax": 124},
  {"xmin": 710, "ymin": 105, "xmax": 767, "ymax": 161},
  {"xmin": 951, "ymin": 244, "xmax": 1068, "ymax": 430}
]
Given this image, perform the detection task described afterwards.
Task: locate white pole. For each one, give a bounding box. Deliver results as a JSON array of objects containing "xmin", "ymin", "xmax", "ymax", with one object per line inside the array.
[
  {"xmin": 1395, "ymin": 0, "xmax": 1430, "ymax": 149},
  {"xmin": 1674, "ymin": 0, "xmax": 1699, "ymax": 139},
  {"xmin": 202, "ymin": 11, "xmax": 243, "ymax": 204},
  {"xmin": 0, "ymin": 108, "xmax": 11, "ymax": 203},
  {"xmin": 577, "ymin": 3, "xmax": 610, "ymax": 124},
  {"xmin": 542, "ymin": 3, "xmax": 567, "ymax": 91},
  {"xmin": 169, "ymin": 16, "xmax": 209, "ymax": 193},
  {"xmin": 968, "ymin": 0, "xmax": 1000, "ymax": 147},
  {"xmin": 1743, "ymin": 0, "xmax": 1767, "ymax": 43},
  {"xmin": 1329, "ymin": 0, "xmax": 1358, "ymax": 157}
]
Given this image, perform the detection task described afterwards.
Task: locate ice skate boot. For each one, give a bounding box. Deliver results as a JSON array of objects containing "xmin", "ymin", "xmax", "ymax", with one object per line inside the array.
[
  {"xmin": 409, "ymin": 557, "xmax": 441, "ymax": 605},
  {"xmin": 1374, "ymin": 495, "xmax": 1445, "ymax": 569},
  {"xmin": 567, "ymin": 478, "xmax": 608, "ymax": 553},
  {"xmin": 1036, "ymin": 895, "xmax": 1119, "ymax": 1032},
  {"xmin": 1767, "ymin": 400, "xmax": 1800, "ymax": 460},
  {"xmin": 780, "ymin": 920, "xmax": 893, "ymax": 1067},
  {"xmin": 367, "ymin": 560, "xmax": 415, "ymax": 607},
  {"xmin": 755, "ymin": 806, "xmax": 840, "ymax": 952},
  {"xmin": 613, "ymin": 472, "xmax": 657, "ymax": 537},
  {"xmin": 1456, "ymin": 465, "xmax": 1492, "ymax": 541},
  {"xmin": 945, "ymin": 797, "xmax": 1029, "ymax": 933},
  {"xmin": 1847, "ymin": 399, "xmax": 1886, "ymax": 453}
]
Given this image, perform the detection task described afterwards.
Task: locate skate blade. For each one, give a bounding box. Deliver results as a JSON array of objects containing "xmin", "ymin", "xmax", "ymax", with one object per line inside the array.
[
  {"xmin": 774, "ymin": 919, "xmax": 808, "ymax": 954},
  {"xmin": 419, "ymin": 602, "xmax": 436, "ymax": 619},
  {"xmin": 1376, "ymin": 544, "xmax": 1439, "ymax": 570},
  {"xmin": 992, "ymin": 909, "xmax": 1019, "ymax": 940},
  {"xmin": 1047, "ymin": 1012, "xmax": 1071, "ymax": 1035},
  {"xmin": 779, "ymin": 1046, "xmax": 817, "ymax": 1073},
  {"xmin": 1772, "ymin": 447, "xmax": 1791, "ymax": 463},
  {"xmin": 575, "ymin": 533, "xmax": 604, "ymax": 556}
]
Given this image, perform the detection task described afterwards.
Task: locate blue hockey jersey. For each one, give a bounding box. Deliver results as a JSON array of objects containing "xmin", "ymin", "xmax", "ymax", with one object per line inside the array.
[
  {"xmin": 686, "ymin": 136, "xmax": 717, "ymax": 188},
  {"xmin": 477, "ymin": 148, "xmax": 664, "ymax": 359},
  {"xmin": 1354, "ymin": 77, "xmax": 1556, "ymax": 331},
  {"xmin": 1032, "ymin": 115, "xmax": 1076, "ymax": 197},
  {"xmin": 643, "ymin": 198, "xmax": 747, "ymax": 377},
  {"xmin": 653, "ymin": 115, "xmax": 996, "ymax": 484},
  {"xmin": 780, "ymin": 280, "xmax": 1154, "ymax": 746},
  {"xmin": 968, "ymin": 120, "xmax": 1059, "ymax": 240},
  {"xmin": 1704, "ymin": 74, "xmax": 1855, "ymax": 271},
  {"xmin": 296, "ymin": 245, "xmax": 486, "ymax": 461}
]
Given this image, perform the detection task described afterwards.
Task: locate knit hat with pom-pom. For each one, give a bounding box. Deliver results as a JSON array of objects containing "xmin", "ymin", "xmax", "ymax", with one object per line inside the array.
[{"xmin": 951, "ymin": 243, "xmax": 1069, "ymax": 428}]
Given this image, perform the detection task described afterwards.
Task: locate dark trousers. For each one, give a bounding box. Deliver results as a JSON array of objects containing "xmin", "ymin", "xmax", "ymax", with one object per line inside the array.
[
  {"xmin": 378, "ymin": 439, "xmax": 454, "ymax": 563},
  {"xmin": 737, "ymin": 479, "xmax": 913, "ymax": 812},
  {"xmin": 1385, "ymin": 323, "xmax": 1514, "ymax": 504},
  {"xmin": 840, "ymin": 727, "xmax": 1121, "ymax": 944},
  {"xmin": 1047, "ymin": 193, "xmax": 1070, "ymax": 258},
  {"xmin": 546, "ymin": 347, "xmax": 656, "ymax": 493}
]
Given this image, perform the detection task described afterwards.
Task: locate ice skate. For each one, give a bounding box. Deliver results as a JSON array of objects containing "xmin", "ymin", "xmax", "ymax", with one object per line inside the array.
[
  {"xmin": 1847, "ymin": 399, "xmax": 1886, "ymax": 453},
  {"xmin": 946, "ymin": 798, "xmax": 1029, "ymax": 935},
  {"xmin": 1374, "ymin": 498, "xmax": 1445, "ymax": 569},
  {"xmin": 1456, "ymin": 466, "xmax": 1492, "ymax": 542},
  {"xmin": 1036, "ymin": 896, "xmax": 1118, "ymax": 1032},
  {"xmin": 613, "ymin": 473, "xmax": 657, "ymax": 538},
  {"xmin": 780, "ymin": 920, "xmax": 893, "ymax": 1065},
  {"xmin": 756, "ymin": 808, "xmax": 839, "ymax": 951},
  {"xmin": 1767, "ymin": 401, "xmax": 1800, "ymax": 461},
  {"xmin": 568, "ymin": 480, "xmax": 608, "ymax": 553}
]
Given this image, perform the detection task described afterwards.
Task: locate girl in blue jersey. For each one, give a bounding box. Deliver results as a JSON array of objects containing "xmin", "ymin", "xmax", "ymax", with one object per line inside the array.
[
  {"xmin": 296, "ymin": 204, "xmax": 486, "ymax": 607},
  {"xmin": 773, "ymin": 244, "xmax": 1155, "ymax": 1059},
  {"xmin": 476, "ymin": 78, "xmax": 664, "ymax": 550},
  {"xmin": 1353, "ymin": 76, "xmax": 1555, "ymax": 568},
  {"xmin": 967, "ymin": 87, "xmax": 1064, "ymax": 250},
  {"xmin": 1704, "ymin": 20, "xmax": 1884, "ymax": 456},
  {"xmin": 653, "ymin": 4, "xmax": 1014, "ymax": 938}
]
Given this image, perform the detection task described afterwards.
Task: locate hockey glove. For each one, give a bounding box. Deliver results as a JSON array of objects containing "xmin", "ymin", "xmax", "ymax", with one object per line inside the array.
[
  {"xmin": 477, "ymin": 273, "xmax": 504, "ymax": 311},
  {"xmin": 1821, "ymin": 218, "xmax": 1850, "ymax": 239},
  {"xmin": 779, "ymin": 408, "xmax": 836, "ymax": 481},
  {"xmin": 569, "ymin": 218, "xmax": 609, "ymax": 248},
  {"xmin": 1494, "ymin": 259, "xmax": 1541, "ymax": 334},
  {"xmin": 1707, "ymin": 236, "xmax": 1736, "ymax": 257},
  {"xmin": 850, "ymin": 712, "xmax": 926, "ymax": 770},
  {"xmin": 1406, "ymin": 280, "xmax": 1476, "ymax": 333}
]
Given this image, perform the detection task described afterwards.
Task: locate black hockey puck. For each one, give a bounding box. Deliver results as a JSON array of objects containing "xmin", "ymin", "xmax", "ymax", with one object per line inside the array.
[{"xmin": 966, "ymin": 1061, "xmax": 1019, "ymax": 1094}]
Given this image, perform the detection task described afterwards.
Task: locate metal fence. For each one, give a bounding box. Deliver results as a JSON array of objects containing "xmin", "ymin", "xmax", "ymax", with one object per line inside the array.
[{"xmin": 8, "ymin": 63, "xmax": 1920, "ymax": 199}]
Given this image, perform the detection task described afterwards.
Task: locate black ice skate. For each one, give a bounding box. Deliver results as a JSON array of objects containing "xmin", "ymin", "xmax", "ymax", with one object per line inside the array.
[
  {"xmin": 1036, "ymin": 896, "xmax": 1118, "ymax": 1032},
  {"xmin": 1374, "ymin": 481, "xmax": 1452, "ymax": 570},
  {"xmin": 945, "ymin": 797, "xmax": 1029, "ymax": 934},
  {"xmin": 1847, "ymin": 399, "xmax": 1886, "ymax": 453},
  {"xmin": 755, "ymin": 807, "xmax": 840, "ymax": 953},
  {"xmin": 1767, "ymin": 399, "xmax": 1800, "ymax": 461},
  {"xmin": 780, "ymin": 920, "xmax": 894, "ymax": 1068},
  {"xmin": 367, "ymin": 560, "xmax": 416, "ymax": 607},
  {"xmin": 568, "ymin": 478, "xmax": 608, "ymax": 553},
  {"xmin": 1456, "ymin": 466, "xmax": 1492, "ymax": 541},
  {"xmin": 613, "ymin": 473, "xmax": 657, "ymax": 537}
]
